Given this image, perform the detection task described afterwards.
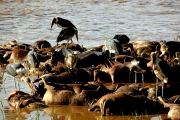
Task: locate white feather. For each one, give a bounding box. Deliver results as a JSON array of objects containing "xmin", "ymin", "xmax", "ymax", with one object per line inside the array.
[{"xmin": 16, "ymin": 68, "xmax": 26, "ymax": 76}]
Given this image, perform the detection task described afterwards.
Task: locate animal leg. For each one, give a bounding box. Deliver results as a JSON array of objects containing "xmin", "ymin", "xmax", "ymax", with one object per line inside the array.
[
  {"xmin": 135, "ymin": 72, "xmax": 137, "ymax": 84},
  {"xmin": 101, "ymin": 100, "xmax": 106, "ymax": 116},
  {"xmin": 14, "ymin": 78, "xmax": 17, "ymax": 90},
  {"xmin": 70, "ymin": 39, "xmax": 73, "ymax": 43},
  {"xmin": 142, "ymin": 73, "xmax": 144, "ymax": 87},
  {"xmin": 111, "ymin": 75, "xmax": 115, "ymax": 84},
  {"xmin": 93, "ymin": 70, "xmax": 98, "ymax": 81},
  {"xmin": 17, "ymin": 78, "xmax": 20, "ymax": 91},
  {"xmin": 129, "ymin": 69, "xmax": 132, "ymax": 82},
  {"xmin": 155, "ymin": 77, "xmax": 159, "ymax": 101},
  {"xmin": 162, "ymin": 81, "xmax": 164, "ymax": 98},
  {"xmin": 37, "ymin": 68, "xmax": 39, "ymax": 78}
]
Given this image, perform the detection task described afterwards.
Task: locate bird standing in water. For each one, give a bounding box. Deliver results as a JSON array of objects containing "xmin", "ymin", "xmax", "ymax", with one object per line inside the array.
[
  {"xmin": 51, "ymin": 17, "xmax": 78, "ymax": 45},
  {"xmin": 5, "ymin": 62, "xmax": 26, "ymax": 90},
  {"xmin": 128, "ymin": 57, "xmax": 148, "ymax": 87}
]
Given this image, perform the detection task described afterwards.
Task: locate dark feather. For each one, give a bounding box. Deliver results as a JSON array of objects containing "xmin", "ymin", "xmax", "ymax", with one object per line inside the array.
[
  {"xmin": 158, "ymin": 58, "xmax": 170, "ymax": 77},
  {"xmin": 28, "ymin": 50, "xmax": 39, "ymax": 68},
  {"xmin": 56, "ymin": 17, "xmax": 76, "ymax": 28},
  {"xmin": 6, "ymin": 62, "xmax": 25, "ymax": 77},
  {"xmin": 134, "ymin": 57, "xmax": 149, "ymax": 70},
  {"xmin": 76, "ymin": 50, "xmax": 113, "ymax": 68},
  {"xmin": 56, "ymin": 27, "xmax": 77, "ymax": 43}
]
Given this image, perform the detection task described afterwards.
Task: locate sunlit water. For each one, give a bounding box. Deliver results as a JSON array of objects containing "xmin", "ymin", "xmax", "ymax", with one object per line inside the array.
[{"xmin": 0, "ymin": 0, "xmax": 180, "ymax": 120}]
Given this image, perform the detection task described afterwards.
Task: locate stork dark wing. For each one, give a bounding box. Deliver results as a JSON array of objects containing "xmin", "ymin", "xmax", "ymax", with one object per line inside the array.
[
  {"xmin": 6, "ymin": 64, "xmax": 18, "ymax": 76},
  {"xmin": 6, "ymin": 63, "xmax": 24, "ymax": 76},
  {"xmin": 28, "ymin": 50, "xmax": 39, "ymax": 68},
  {"xmin": 56, "ymin": 27, "xmax": 77, "ymax": 43},
  {"xmin": 158, "ymin": 58, "xmax": 170, "ymax": 77},
  {"xmin": 113, "ymin": 34, "xmax": 130, "ymax": 45},
  {"xmin": 105, "ymin": 39, "xmax": 119, "ymax": 55},
  {"xmin": 76, "ymin": 50, "xmax": 113, "ymax": 68},
  {"xmin": 134, "ymin": 57, "xmax": 149, "ymax": 70},
  {"xmin": 56, "ymin": 17, "xmax": 76, "ymax": 28},
  {"xmin": 56, "ymin": 29, "xmax": 67, "ymax": 43},
  {"xmin": 105, "ymin": 38, "xmax": 124, "ymax": 56}
]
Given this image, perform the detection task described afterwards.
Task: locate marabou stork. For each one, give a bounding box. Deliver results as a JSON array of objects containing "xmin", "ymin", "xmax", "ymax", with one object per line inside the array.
[
  {"xmin": 128, "ymin": 57, "xmax": 149, "ymax": 87},
  {"xmin": 51, "ymin": 17, "xmax": 76, "ymax": 29},
  {"xmin": 104, "ymin": 34, "xmax": 130, "ymax": 57},
  {"xmin": 151, "ymin": 51, "xmax": 170, "ymax": 100},
  {"xmin": 5, "ymin": 62, "xmax": 26, "ymax": 89},
  {"xmin": 51, "ymin": 17, "xmax": 78, "ymax": 45},
  {"xmin": 56, "ymin": 27, "xmax": 78, "ymax": 46},
  {"xmin": 27, "ymin": 48, "xmax": 40, "ymax": 77}
]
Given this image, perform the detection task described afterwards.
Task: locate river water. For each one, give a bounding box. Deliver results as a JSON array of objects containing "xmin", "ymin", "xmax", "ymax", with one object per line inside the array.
[{"xmin": 0, "ymin": 0, "xmax": 180, "ymax": 120}]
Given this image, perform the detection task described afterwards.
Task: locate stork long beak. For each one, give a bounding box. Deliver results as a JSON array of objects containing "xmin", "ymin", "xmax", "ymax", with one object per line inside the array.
[
  {"xmin": 151, "ymin": 54, "xmax": 154, "ymax": 74},
  {"xmin": 51, "ymin": 17, "xmax": 56, "ymax": 29},
  {"xmin": 75, "ymin": 30, "xmax": 78, "ymax": 41}
]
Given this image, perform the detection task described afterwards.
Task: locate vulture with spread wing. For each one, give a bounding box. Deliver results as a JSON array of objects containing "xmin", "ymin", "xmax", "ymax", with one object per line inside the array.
[{"xmin": 54, "ymin": 44, "xmax": 114, "ymax": 70}]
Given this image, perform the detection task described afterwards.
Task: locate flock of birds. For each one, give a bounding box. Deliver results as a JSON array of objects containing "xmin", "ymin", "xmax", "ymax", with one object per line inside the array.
[{"xmin": 1, "ymin": 17, "xmax": 180, "ymax": 118}]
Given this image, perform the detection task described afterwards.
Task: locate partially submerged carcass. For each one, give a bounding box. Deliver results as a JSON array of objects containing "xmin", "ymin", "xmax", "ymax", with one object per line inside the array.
[
  {"xmin": 41, "ymin": 77, "xmax": 112, "ymax": 106},
  {"xmin": 5, "ymin": 91, "xmax": 48, "ymax": 109},
  {"xmin": 88, "ymin": 90, "xmax": 165, "ymax": 116},
  {"xmin": 158, "ymin": 96, "xmax": 180, "ymax": 120}
]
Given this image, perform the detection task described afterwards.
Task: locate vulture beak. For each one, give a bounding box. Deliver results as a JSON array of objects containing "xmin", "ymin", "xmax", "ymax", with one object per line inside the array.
[{"xmin": 51, "ymin": 17, "xmax": 56, "ymax": 29}]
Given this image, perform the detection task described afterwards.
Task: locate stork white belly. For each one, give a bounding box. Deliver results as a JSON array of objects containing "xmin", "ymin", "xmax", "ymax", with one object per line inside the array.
[{"xmin": 153, "ymin": 64, "xmax": 168, "ymax": 83}]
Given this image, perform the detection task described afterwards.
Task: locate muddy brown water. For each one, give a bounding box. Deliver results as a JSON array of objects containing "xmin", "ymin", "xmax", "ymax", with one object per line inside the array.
[{"xmin": 0, "ymin": 0, "xmax": 180, "ymax": 119}]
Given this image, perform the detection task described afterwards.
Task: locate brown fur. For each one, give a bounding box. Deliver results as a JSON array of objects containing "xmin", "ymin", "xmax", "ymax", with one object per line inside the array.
[
  {"xmin": 37, "ymin": 46, "xmax": 57, "ymax": 54},
  {"xmin": 34, "ymin": 68, "xmax": 93, "ymax": 84},
  {"xmin": 160, "ymin": 40, "xmax": 180, "ymax": 58},
  {"xmin": 51, "ymin": 63, "xmax": 68, "ymax": 74},
  {"xmin": 32, "ymin": 40, "xmax": 52, "ymax": 49},
  {"xmin": 88, "ymin": 92, "xmax": 143, "ymax": 116},
  {"xmin": 89, "ymin": 92, "xmax": 164, "ymax": 116},
  {"xmin": 111, "ymin": 55, "xmax": 134, "ymax": 63},
  {"xmin": 5, "ymin": 91, "xmax": 48, "ymax": 109},
  {"xmin": 8, "ymin": 48, "xmax": 29, "ymax": 63},
  {"xmin": 158, "ymin": 96, "xmax": 180, "ymax": 120},
  {"xmin": 42, "ymin": 78, "xmax": 111, "ymax": 105},
  {"xmin": 124, "ymin": 40, "xmax": 160, "ymax": 59},
  {"xmin": 98, "ymin": 62, "xmax": 130, "ymax": 83},
  {"xmin": 91, "ymin": 45, "xmax": 104, "ymax": 52},
  {"xmin": 115, "ymin": 83, "xmax": 142, "ymax": 95},
  {"xmin": 61, "ymin": 43, "xmax": 87, "ymax": 52}
]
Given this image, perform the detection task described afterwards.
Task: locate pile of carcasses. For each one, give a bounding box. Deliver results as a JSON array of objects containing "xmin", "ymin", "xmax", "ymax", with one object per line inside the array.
[{"xmin": 1, "ymin": 34, "xmax": 180, "ymax": 119}]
